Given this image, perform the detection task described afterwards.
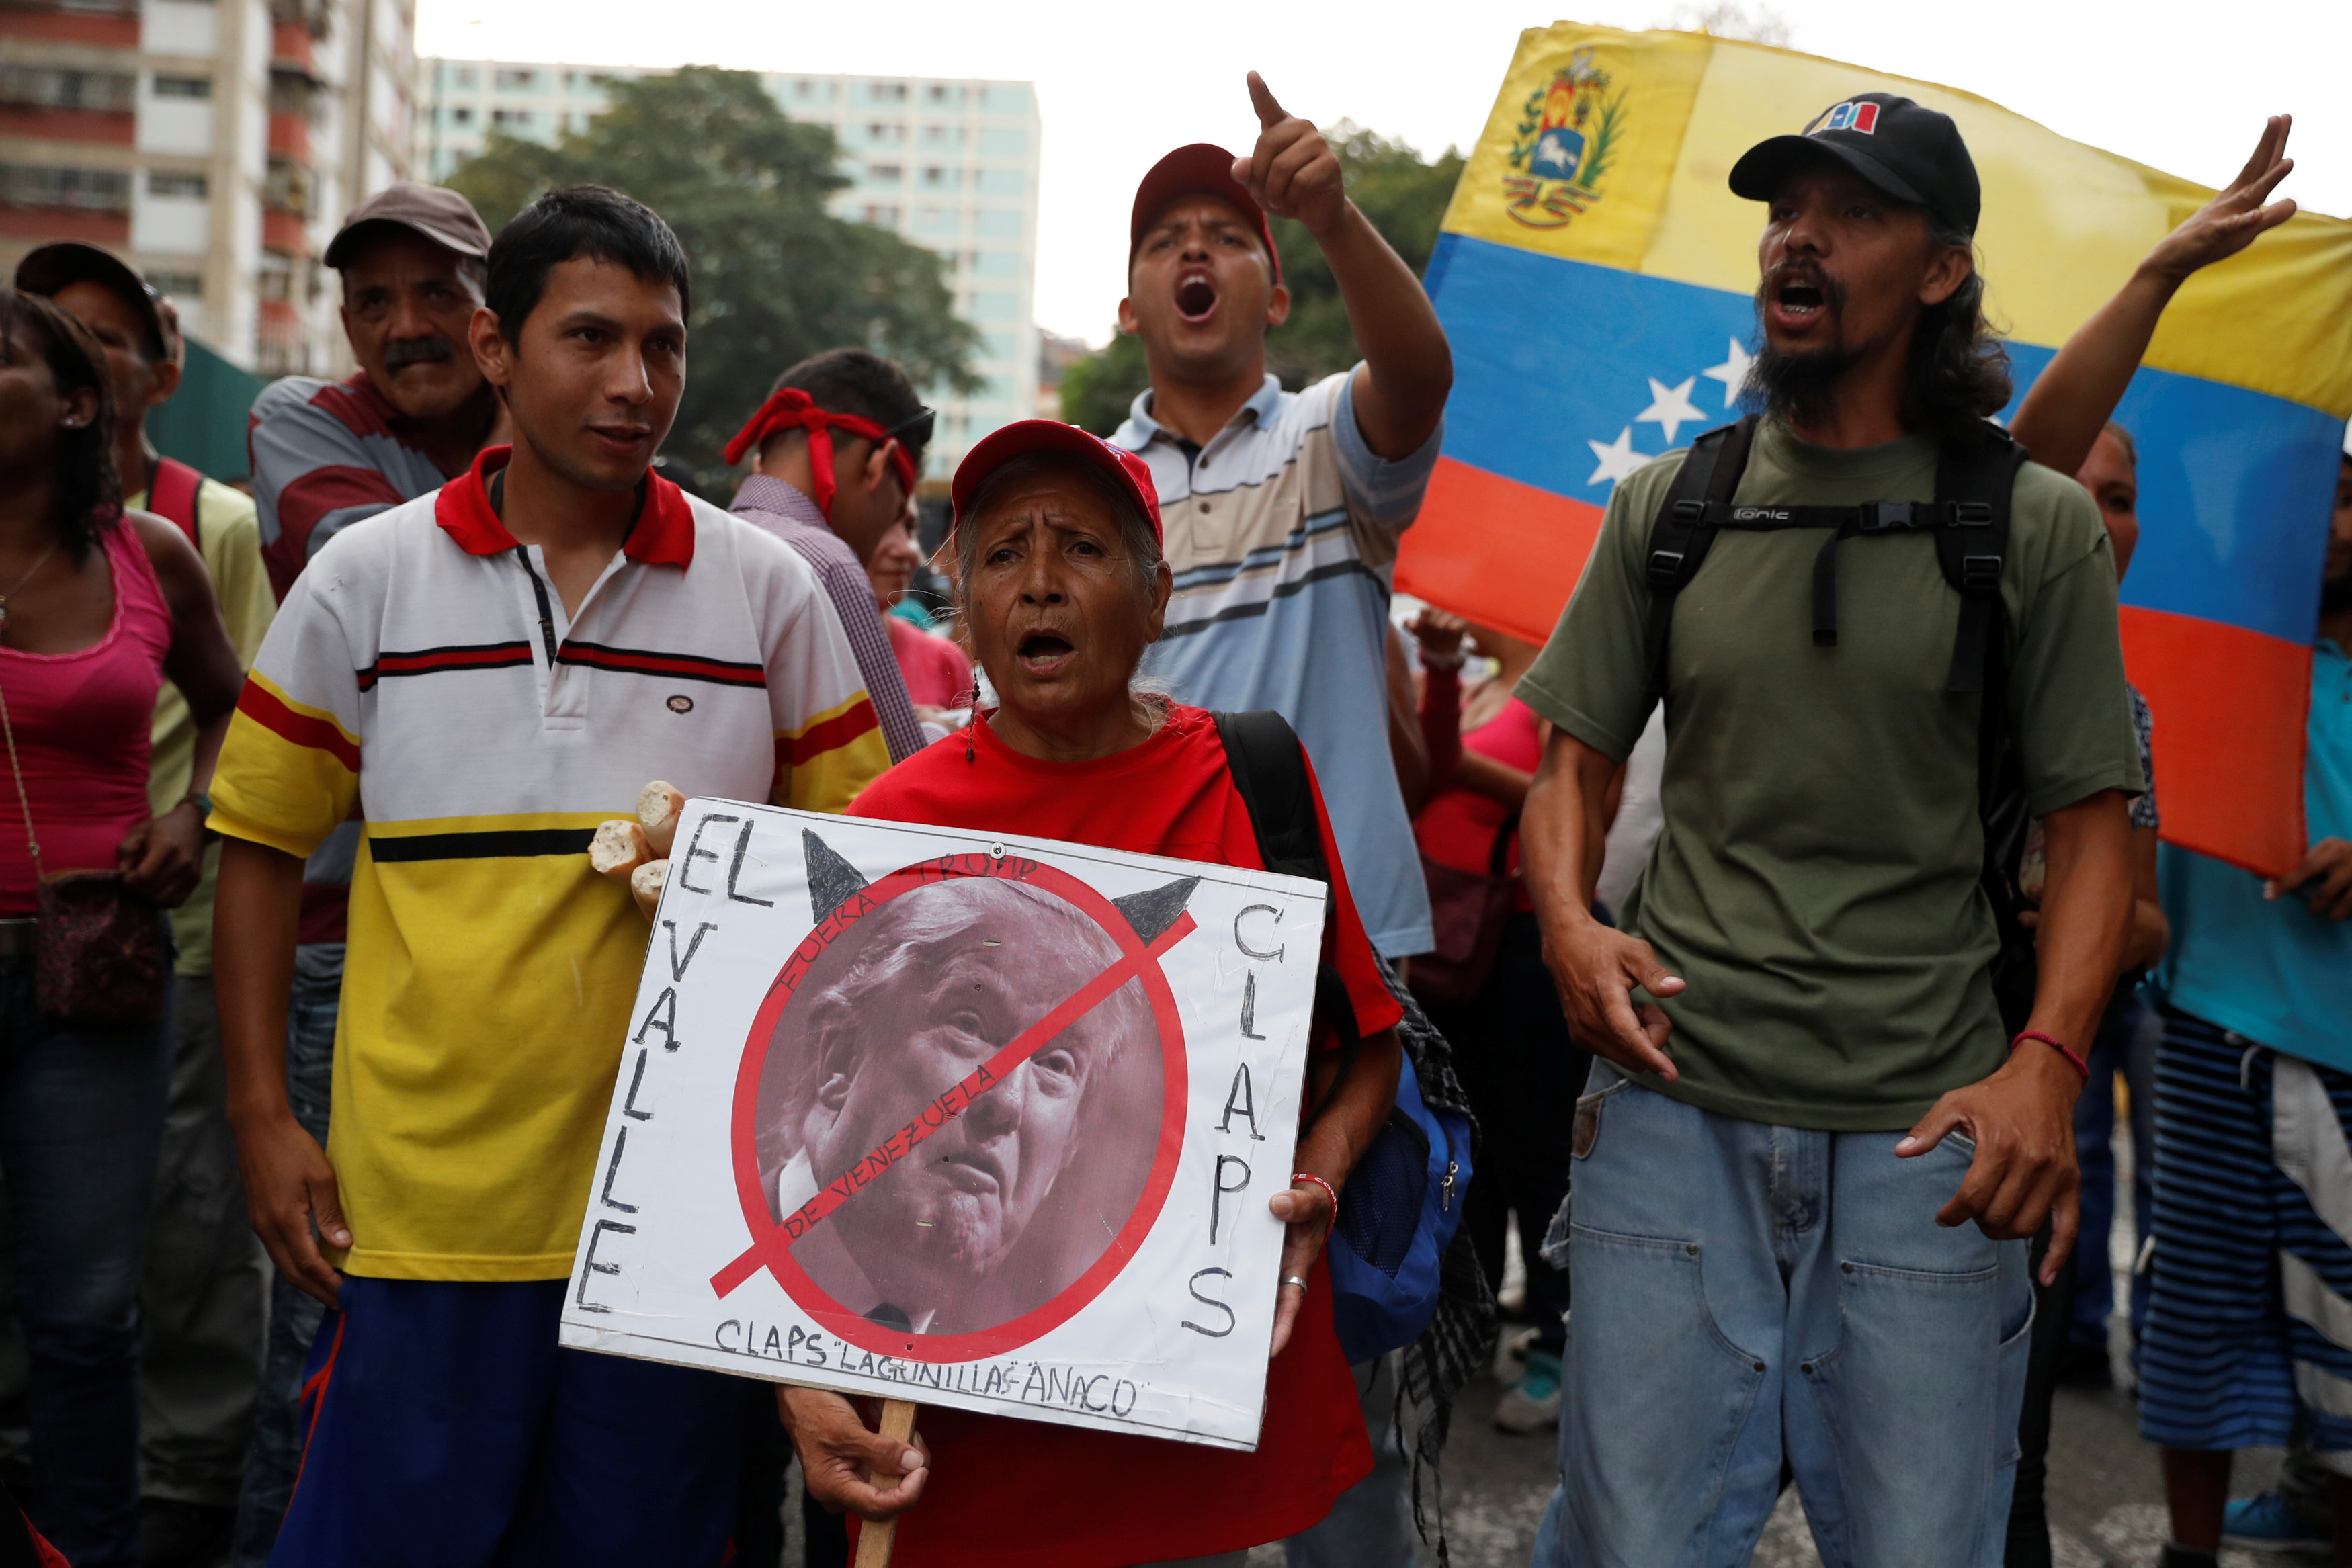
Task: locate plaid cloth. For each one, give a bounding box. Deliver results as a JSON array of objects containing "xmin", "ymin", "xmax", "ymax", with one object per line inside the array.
[{"xmin": 730, "ymin": 474, "xmax": 927, "ymax": 763}]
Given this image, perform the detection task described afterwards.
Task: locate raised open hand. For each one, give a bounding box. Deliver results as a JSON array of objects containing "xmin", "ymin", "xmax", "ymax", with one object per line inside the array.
[
  {"xmin": 1231, "ymin": 72, "xmax": 1346, "ymax": 237},
  {"xmin": 2144, "ymin": 114, "xmax": 2298, "ymax": 285}
]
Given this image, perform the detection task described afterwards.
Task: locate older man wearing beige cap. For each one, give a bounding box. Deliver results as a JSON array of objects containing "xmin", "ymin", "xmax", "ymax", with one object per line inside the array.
[{"xmin": 230, "ymin": 180, "xmax": 500, "ymax": 1568}]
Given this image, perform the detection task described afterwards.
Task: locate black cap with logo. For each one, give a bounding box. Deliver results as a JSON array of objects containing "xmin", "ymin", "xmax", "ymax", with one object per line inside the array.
[{"xmin": 1729, "ymin": 92, "xmax": 1982, "ymax": 237}]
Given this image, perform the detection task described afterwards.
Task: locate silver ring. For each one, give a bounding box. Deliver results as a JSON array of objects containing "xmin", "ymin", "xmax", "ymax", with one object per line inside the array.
[{"xmin": 1280, "ymin": 1274, "xmax": 1310, "ymax": 1293}]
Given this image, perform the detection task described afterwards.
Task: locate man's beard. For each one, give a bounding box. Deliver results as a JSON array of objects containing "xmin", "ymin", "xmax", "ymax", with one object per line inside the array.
[
  {"xmin": 1745, "ymin": 265, "xmax": 1859, "ymax": 429},
  {"xmin": 2323, "ymin": 571, "xmax": 2352, "ymax": 616}
]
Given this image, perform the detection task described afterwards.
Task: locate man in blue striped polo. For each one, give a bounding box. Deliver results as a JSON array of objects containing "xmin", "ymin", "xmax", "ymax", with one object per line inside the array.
[{"xmin": 1111, "ymin": 71, "xmax": 1453, "ymax": 968}]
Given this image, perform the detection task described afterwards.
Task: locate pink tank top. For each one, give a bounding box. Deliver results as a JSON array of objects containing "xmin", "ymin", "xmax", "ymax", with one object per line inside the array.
[{"xmin": 0, "ymin": 521, "xmax": 174, "ymax": 916}]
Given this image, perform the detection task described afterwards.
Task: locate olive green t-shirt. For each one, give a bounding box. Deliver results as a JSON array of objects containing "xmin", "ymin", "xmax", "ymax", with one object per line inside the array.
[{"xmin": 1518, "ymin": 419, "xmax": 2144, "ymax": 1131}]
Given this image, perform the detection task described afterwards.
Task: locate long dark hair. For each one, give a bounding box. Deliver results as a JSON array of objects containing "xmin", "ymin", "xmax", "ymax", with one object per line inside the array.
[
  {"xmin": 0, "ymin": 288, "xmax": 119, "ymax": 560},
  {"xmin": 1904, "ymin": 219, "xmax": 2013, "ymax": 447}
]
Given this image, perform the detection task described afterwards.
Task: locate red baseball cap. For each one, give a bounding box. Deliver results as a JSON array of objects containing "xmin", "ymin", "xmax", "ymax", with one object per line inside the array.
[
  {"xmin": 950, "ymin": 421, "xmax": 1163, "ymax": 547},
  {"xmin": 1128, "ymin": 144, "xmax": 1281, "ymax": 286}
]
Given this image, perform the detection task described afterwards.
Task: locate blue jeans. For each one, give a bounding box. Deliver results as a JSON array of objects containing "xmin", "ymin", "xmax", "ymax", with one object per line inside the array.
[
  {"xmin": 1534, "ymin": 1063, "xmax": 2033, "ymax": 1568},
  {"xmin": 230, "ymin": 943, "xmax": 339, "ymax": 1568},
  {"xmin": 0, "ymin": 954, "xmax": 173, "ymax": 1568}
]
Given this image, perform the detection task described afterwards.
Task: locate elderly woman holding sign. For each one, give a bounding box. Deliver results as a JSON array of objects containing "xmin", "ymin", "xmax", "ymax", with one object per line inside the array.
[{"xmin": 772, "ymin": 421, "xmax": 1404, "ymax": 1567}]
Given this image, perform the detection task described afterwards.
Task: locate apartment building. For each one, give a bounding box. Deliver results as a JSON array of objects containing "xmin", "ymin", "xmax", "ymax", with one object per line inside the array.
[
  {"xmin": 1, "ymin": 0, "xmax": 417, "ymax": 375},
  {"xmin": 420, "ymin": 60, "xmax": 1041, "ymax": 470}
]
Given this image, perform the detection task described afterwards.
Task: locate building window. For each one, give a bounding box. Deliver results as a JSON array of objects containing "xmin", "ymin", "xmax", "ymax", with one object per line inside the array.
[
  {"xmin": 970, "ymin": 291, "xmax": 1018, "ymax": 321},
  {"xmin": 449, "ymin": 105, "xmax": 474, "ymax": 125},
  {"xmin": 492, "ymin": 108, "xmax": 534, "ymax": 128},
  {"xmin": 980, "ymin": 128, "xmax": 1026, "ymax": 157},
  {"xmin": 152, "ymin": 75, "xmax": 212, "ymax": 99},
  {"xmin": 864, "ymin": 163, "xmax": 902, "ymax": 185},
  {"xmin": 268, "ymin": 69, "xmax": 320, "ymax": 120},
  {"xmin": 976, "ymin": 169, "xmax": 1024, "ymax": 196},
  {"xmin": 147, "ymin": 171, "xmax": 208, "ymax": 198},
  {"xmin": 452, "ymin": 67, "xmax": 478, "ymax": 89},
  {"xmin": 145, "ymin": 269, "xmax": 202, "ymax": 300},
  {"xmin": 493, "ymin": 69, "xmax": 537, "ymax": 91},
  {"xmin": 920, "ymin": 167, "xmax": 959, "ymax": 189},
  {"xmin": 970, "ymin": 249, "xmax": 1020, "ymax": 279},
  {"xmin": 919, "ymin": 125, "xmax": 962, "ymax": 150},
  {"xmin": 925, "ymin": 84, "xmax": 964, "ymax": 107},
  {"xmin": 864, "ymin": 123, "xmax": 904, "ymax": 146},
  {"xmin": 0, "ymin": 163, "xmax": 132, "ymax": 212},
  {"xmin": 981, "ymin": 85, "xmax": 1032, "ymax": 116},
  {"xmin": 860, "ymin": 204, "xmax": 901, "ymax": 227},
  {"xmin": 866, "ymin": 81, "xmax": 907, "ymax": 103},
  {"xmin": 793, "ymin": 79, "xmax": 835, "ymax": 103},
  {"xmin": 0, "ymin": 65, "xmax": 138, "ymax": 113},
  {"xmin": 972, "ymin": 208, "xmax": 1021, "ymax": 238},
  {"xmin": 911, "ymin": 206, "xmax": 956, "ymax": 235}
]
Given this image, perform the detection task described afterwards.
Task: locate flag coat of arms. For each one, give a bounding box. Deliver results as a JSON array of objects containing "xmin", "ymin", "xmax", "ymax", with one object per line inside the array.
[{"xmin": 1398, "ymin": 24, "xmax": 2352, "ymax": 875}]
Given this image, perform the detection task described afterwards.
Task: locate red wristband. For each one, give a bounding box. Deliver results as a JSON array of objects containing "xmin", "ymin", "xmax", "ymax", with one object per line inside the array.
[
  {"xmin": 1290, "ymin": 1172, "xmax": 1339, "ymax": 1235},
  {"xmin": 2011, "ymin": 1029, "xmax": 2090, "ymax": 1082}
]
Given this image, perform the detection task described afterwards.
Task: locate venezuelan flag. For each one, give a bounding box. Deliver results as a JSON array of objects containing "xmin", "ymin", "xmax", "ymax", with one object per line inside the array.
[{"xmin": 1399, "ymin": 24, "xmax": 2352, "ymax": 877}]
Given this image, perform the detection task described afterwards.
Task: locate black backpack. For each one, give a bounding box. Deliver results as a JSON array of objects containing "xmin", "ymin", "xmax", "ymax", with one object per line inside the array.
[{"xmin": 1642, "ymin": 415, "xmax": 2040, "ymax": 1028}]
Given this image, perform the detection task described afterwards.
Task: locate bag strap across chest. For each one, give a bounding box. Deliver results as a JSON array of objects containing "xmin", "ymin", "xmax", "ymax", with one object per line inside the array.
[{"xmin": 1642, "ymin": 415, "xmax": 2027, "ymax": 703}]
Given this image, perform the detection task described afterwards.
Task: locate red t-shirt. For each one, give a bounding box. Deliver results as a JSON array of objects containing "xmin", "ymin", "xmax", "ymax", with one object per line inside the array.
[
  {"xmin": 847, "ymin": 702, "xmax": 1400, "ymax": 1566},
  {"xmin": 884, "ymin": 614, "xmax": 974, "ymax": 709}
]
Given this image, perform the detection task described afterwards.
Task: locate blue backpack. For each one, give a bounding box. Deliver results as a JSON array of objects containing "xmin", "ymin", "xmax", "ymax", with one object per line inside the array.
[{"xmin": 1212, "ymin": 710, "xmax": 1474, "ymax": 1364}]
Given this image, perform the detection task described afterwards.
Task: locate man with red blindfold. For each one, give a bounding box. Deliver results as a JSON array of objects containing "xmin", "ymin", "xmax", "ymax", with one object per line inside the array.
[{"xmin": 725, "ymin": 347, "xmax": 936, "ymax": 762}]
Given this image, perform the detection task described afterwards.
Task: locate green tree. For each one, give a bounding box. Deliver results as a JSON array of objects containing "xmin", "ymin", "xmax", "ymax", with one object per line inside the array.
[
  {"xmin": 448, "ymin": 67, "xmax": 981, "ymax": 476},
  {"xmin": 1058, "ymin": 126, "xmax": 1466, "ymax": 437}
]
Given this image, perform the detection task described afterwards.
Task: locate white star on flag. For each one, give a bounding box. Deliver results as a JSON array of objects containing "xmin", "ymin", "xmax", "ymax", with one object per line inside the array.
[
  {"xmin": 1701, "ymin": 339, "xmax": 1755, "ymax": 409},
  {"xmin": 1635, "ymin": 377, "xmax": 1706, "ymax": 446},
  {"xmin": 1586, "ymin": 427, "xmax": 1647, "ymax": 487}
]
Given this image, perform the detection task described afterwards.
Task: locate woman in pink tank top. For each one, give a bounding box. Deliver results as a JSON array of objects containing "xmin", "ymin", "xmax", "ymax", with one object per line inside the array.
[{"xmin": 0, "ymin": 290, "xmax": 242, "ymax": 1567}]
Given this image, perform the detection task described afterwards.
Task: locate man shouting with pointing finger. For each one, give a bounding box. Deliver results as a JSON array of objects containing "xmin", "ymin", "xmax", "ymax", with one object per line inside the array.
[
  {"xmin": 1113, "ymin": 73, "xmax": 1452, "ymax": 969},
  {"xmin": 1515, "ymin": 96, "xmax": 2141, "ymax": 1565}
]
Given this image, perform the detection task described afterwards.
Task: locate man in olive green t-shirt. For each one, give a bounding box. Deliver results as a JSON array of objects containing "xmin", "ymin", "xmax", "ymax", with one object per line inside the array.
[{"xmin": 1519, "ymin": 97, "xmax": 2140, "ymax": 1567}]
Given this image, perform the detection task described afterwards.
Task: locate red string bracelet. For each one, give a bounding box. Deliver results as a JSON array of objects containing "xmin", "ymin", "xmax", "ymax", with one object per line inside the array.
[
  {"xmin": 1290, "ymin": 1172, "xmax": 1339, "ymax": 1235},
  {"xmin": 2011, "ymin": 1029, "xmax": 2090, "ymax": 1082}
]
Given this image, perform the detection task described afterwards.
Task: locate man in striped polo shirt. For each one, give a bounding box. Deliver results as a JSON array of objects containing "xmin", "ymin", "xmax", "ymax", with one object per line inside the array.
[
  {"xmin": 1113, "ymin": 73, "xmax": 1453, "ymax": 965},
  {"xmin": 212, "ymin": 186, "xmax": 890, "ymax": 1563},
  {"xmin": 231, "ymin": 180, "xmax": 500, "ymax": 1567}
]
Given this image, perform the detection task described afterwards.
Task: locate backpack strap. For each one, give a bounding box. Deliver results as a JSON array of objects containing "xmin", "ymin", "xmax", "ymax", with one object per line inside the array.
[
  {"xmin": 1642, "ymin": 416, "xmax": 1756, "ymax": 701},
  {"xmin": 146, "ymin": 458, "xmax": 204, "ymax": 549},
  {"xmin": 1931, "ymin": 427, "xmax": 2027, "ymax": 699},
  {"xmin": 1211, "ymin": 709, "xmax": 1363, "ymax": 1126}
]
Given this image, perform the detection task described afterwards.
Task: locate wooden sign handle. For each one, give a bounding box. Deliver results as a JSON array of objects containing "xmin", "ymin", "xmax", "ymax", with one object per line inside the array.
[{"xmin": 851, "ymin": 1399, "xmax": 921, "ymax": 1568}]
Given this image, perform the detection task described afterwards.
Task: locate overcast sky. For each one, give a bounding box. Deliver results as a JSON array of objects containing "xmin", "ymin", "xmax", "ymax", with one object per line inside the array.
[{"xmin": 417, "ymin": 1, "xmax": 2352, "ymax": 346}]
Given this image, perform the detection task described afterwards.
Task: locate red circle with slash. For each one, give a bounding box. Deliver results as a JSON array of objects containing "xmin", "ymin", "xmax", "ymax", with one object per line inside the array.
[{"xmin": 716, "ymin": 851, "xmax": 1191, "ymax": 1361}]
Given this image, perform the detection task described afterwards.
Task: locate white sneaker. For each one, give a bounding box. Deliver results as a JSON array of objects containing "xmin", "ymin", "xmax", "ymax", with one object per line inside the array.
[{"xmin": 1493, "ymin": 1349, "xmax": 1562, "ymax": 1433}]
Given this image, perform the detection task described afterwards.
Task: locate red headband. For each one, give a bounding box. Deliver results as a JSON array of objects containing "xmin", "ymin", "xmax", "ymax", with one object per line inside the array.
[{"xmin": 722, "ymin": 388, "xmax": 917, "ymax": 519}]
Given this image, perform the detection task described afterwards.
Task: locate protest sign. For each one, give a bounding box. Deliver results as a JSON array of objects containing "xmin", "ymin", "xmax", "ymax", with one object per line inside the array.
[{"xmin": 558, "ymin": 797, "xmax": 1328, "ymax": 1451}]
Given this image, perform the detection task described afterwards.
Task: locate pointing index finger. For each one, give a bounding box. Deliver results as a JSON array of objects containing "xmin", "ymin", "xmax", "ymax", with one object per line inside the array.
[{"xmin": 1246, "ymin": 71, "xmax": 1286, "ymax": 129}]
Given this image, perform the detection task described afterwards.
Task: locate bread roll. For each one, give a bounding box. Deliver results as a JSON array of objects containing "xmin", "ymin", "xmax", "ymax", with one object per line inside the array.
[
  {"xmin": 636, "ymin": 781, "xmax": 687, "ymax": 857},
  {"xmin": 590, "ymin": 819, "xmax": 651, "ymax": 879}
]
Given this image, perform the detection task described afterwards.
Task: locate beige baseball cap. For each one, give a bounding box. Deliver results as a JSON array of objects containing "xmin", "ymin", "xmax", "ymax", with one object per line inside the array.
[{"xmin": 324, "ymin": 182, "xmax": 492, "ymax": 269}]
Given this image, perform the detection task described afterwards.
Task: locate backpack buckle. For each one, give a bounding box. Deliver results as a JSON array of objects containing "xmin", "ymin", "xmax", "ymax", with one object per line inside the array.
[
  {"xmin": 1646, "ymin": 548, "xmax": 1687, "ymax": 588},
  {"xmin": 1671, "ymin": 499, "xmax": 1704, "ymax": 523},
  {"xmin": 1960, "ymin": 552, "xmax": 2003, "ymax": 593},
  {"xmin": 1952, "ymin": 501, "xmax": 1994, "ymax": 526},
  {"xmin": 1861, "ymin": 501, "xmax": 1915, "ymax": 533}
]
